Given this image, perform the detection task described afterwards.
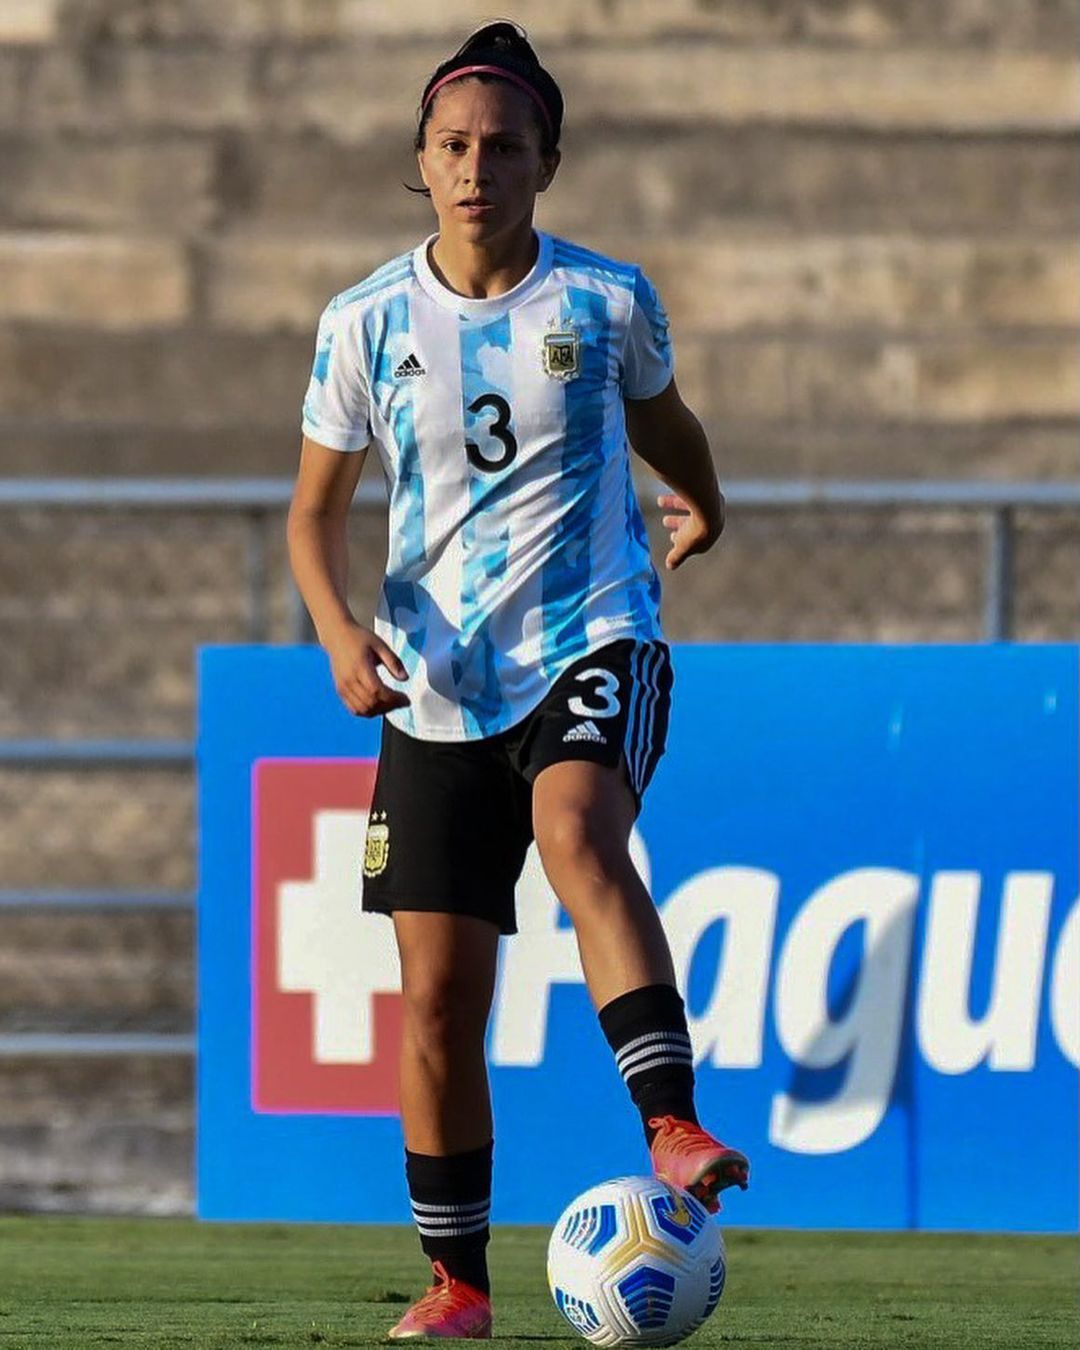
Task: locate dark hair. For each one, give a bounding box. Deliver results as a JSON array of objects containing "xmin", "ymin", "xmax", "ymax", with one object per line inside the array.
[{"xmin": 414, "ymin": 21, "xmax": 563, "ymax": 156}]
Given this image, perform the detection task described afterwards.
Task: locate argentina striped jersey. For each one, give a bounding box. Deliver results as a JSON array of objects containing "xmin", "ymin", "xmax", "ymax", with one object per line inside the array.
[{"xmin": 301, "ymin": 230, "xmax": 672, "ymax": 742}]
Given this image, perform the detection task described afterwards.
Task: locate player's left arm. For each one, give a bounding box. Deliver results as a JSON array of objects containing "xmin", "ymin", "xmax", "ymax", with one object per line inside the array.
[{"xmin": 624, "ymin": 378, "xmax": 725, "ymax": 572}]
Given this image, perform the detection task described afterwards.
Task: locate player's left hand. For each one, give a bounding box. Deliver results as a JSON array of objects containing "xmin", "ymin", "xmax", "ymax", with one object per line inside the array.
[{"xmin": 658, "ymin": 492, "xmax": 725, "ymax": 571}]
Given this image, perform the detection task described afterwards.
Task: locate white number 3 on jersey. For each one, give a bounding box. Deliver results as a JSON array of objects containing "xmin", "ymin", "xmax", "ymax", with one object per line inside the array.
[{"xmin": 568, "ymin": 669, "xmax": 621, "ymax": 719}]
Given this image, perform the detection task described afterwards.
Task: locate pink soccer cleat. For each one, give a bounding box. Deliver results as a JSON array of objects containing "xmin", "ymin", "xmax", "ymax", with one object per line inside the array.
[
  {"xmin": 649, "ymin": 1115, "xmax": 750, "ymax": 1215},
  {"xmin": 387, "ymin": 1261, "xmax": 492, "ymax": 1340}
]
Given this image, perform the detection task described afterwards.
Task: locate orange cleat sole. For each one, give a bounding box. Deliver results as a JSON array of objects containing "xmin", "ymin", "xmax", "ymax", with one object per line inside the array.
[{"xmin": 686, "ymin": 1151, "xmax": 750, "ymax": 1213}]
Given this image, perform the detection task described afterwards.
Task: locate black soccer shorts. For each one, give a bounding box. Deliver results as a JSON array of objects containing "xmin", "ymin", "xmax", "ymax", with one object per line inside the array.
[{"xmin": 360, "ymin": 637, "xmax": 673, "ymax": 934}]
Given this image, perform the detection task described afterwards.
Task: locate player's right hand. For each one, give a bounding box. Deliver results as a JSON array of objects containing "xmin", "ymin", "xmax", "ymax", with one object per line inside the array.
[{"xmin": 325, "ymin": 623, "xmax": 410, "ymax": 717}]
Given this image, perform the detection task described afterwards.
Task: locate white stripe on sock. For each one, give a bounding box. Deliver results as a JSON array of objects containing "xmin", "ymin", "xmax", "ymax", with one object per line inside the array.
[
  {"xmin": 618, "ymin": 1042, "xmax": 693, "ymax": 1075},
  {"xmin": 615, "ymin": 1029, "xmax": 691, "ymax": 1064},
  {"xmin": 410, "ymin": 1219, "xmax": 491, "ymax": 1234},
  {"xmin": 410, "ymin": 1200, "xmax": 490, "ymax": 1216},
  {"xmin": 620, "ymin": 1053, "xmax": 694, "ymax": 1079},
  {"xmin": 413, "ymin": 1216, "xmax": 490, "ymax": 1238}
]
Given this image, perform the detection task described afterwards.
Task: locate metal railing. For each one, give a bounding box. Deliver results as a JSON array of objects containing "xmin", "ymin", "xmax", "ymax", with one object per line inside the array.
[
  {"xmin": 1, "ymin": 476, "xmax": 1077, "ymax": 1056},
  {"xmin": 4, "ymin": 475, "xmax": 1078, "ymax": 645}
]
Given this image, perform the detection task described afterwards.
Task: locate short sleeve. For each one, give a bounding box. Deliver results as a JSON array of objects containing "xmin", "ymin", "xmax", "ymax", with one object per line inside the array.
[
  {"xmin": 300, "ymin": 303, "xmax": 370, "ymax": 452},
  {"xmin": 623, "ymin": 269, "xmax": 674, "ymax": 401}
]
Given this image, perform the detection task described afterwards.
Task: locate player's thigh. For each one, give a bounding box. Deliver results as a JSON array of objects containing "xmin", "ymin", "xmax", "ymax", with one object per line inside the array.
[
  {"xmin": 532, "ymin": 758, "xmax": 637, "ymax": 866},
  {"xmin": 393, "ymin": 910, "xmax": 500, "ymax": 1030}
]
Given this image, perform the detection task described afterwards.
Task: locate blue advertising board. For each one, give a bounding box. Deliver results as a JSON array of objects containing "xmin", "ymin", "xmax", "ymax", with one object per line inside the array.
[{"xmin": 198, "ymin": 645, "xmax": 1078, "ymax": 1232}]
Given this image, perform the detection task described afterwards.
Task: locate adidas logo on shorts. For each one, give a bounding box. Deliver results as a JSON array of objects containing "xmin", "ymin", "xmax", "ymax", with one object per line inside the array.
[
  {"xmin": 393, "ymin": 353, "xmax": 426, "ymax": 379},
  {"xmin": 563, "ymin": 720, "xmax": 607, "ymax": 745}
]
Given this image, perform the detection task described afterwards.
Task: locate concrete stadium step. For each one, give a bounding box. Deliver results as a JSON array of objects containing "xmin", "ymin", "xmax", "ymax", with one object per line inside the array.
[
  {"xmin": 3, "ymin": 420, "xmax": 1078, "ymax": 482},
  {"xmin": 0, "ymin": 233, "xmax": 190, "ymax": 329},
  {"xmin": 1, "ymin": 325, "xmax": 1075, "ymax": 457},
  {"xmin": 0, "ymin": 325, "xmax": 312, "ymax": 430},
  {"xmin": 10, "ymin": 224, "xmax": 1063, "ymax": 348},
  {"xmin": 22, "ymin": 0, "xmax": 1080, "ymax": 51},
  {"xmin": 543, "ymin": 129, "xmax": 1080, "ymax": 240},
  {"xmin": 0, "ymin": 422, "xmax": 300, "ymax": 477},
  {"xmin": 23, "ymin": 0, "xmax": 1069, "ymax": 49},
  {"xmin": 2, "ymin": 41, "xmax": 1076, "ymax": 140},
  {"xmin": 196, "ymin": 232, "xmax": 1079, "ymax": 333},
  {"xmin": 0, "ymin": 910, "xmax": 192, "ymax": 1031},
  {"xmin": 0, "ymin": 132, "xmax": 216, "ymax": 232},
  {"xmin": 3, "ymin": 130, "xmax": 1076, "ymax": 237},
  {"xmin": 0, "ymin": 770, "xmax": 194, "ymax": 890},
  {"xmin": 0, "ymin": 1055, "xmax": 191, "ymax": 1214}
]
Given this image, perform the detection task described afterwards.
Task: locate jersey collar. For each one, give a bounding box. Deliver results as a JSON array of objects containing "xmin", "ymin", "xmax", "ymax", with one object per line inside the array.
[{"xmin": 413, "ymin": 230, "xmax": 553, "ymax": 319}]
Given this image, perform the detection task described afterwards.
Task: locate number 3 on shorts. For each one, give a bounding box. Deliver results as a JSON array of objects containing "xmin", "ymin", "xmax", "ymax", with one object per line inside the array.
[{"xmin": 568, "ymin": 668, "xmax": 621, "ymax": 719}]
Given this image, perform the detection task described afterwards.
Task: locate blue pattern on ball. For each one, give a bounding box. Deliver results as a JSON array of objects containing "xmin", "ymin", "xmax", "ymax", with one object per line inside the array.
[
  {"xmin": 554, "ymin": 1286, "xmax": 601, "ymax": 1333},
  {"xmin": 617, "ymin": 1265, "xmax": 677, "ymax": 1330},
  {"xmin": 561, "ymin": 1203, "xmax": 618, "ymax": 1257},
  {"xmin": 703, "ymin": 1257, "xmax": 726, "ymax": 1319}
]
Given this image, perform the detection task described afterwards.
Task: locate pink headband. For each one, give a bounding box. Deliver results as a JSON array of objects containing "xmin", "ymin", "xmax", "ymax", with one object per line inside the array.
[{"xmin": 422, "ymin": 64, "xmax": 555, "ymax": 139}]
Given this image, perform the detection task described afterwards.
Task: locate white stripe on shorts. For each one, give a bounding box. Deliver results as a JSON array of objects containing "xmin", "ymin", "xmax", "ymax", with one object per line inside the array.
[
  {"xmin": 624, "ymin": 642, "xmax": 659, "ymax": 796},
  {"xmin": 622, "ymin": 643, "xmax": 645, "ymax": 796},
  {"xmin": 633, "ymin": 645, "xmax": 663, "ymax": 795}
]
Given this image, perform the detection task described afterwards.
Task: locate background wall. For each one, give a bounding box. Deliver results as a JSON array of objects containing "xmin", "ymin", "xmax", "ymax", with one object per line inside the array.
[
  {"xmin": 0, "ymin": 0, "xmax": 1077, "ymax": 1213},
  {"xmin": 1, "ymin": 0, "xmax": 1078, "ymax": 480}
]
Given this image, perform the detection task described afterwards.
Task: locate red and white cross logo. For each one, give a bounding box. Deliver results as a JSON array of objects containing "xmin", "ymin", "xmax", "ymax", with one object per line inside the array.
[{"xmin": 251, "ymin": 759, "xmax": 403, "ymax": 1113}]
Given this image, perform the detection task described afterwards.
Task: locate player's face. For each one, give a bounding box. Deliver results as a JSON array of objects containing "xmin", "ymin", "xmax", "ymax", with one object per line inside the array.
[{"xmin": 417, "ymin": 79, "xmax": 559, "ymax": 245}]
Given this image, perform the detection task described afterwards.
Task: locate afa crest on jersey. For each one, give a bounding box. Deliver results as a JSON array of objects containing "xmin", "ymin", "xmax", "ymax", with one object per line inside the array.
[{"xmin": 543, "ymin": 323, "xmax": 581, "ymax": 381}]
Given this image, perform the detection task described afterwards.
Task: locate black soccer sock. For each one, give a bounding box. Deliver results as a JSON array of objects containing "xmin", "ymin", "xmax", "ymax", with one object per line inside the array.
[
  {"xmin": 598, "ymin": 983, "xmax": 697, "ymax": 1146},
  {"xmin": 405, "ymin": 1141, "xmax": 493, "ymax": 1296}
]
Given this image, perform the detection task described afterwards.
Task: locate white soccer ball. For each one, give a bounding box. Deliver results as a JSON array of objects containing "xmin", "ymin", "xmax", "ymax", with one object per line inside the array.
[{"xmin": 547, "ymin": 1176, "xmax": 726, "ymax": 1347}]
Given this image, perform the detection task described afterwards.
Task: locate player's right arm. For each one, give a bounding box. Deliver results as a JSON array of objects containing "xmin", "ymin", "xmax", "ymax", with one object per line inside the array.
[{"xmin": 286, "ymin": 436, "xmax": 409, "ymax": 716}]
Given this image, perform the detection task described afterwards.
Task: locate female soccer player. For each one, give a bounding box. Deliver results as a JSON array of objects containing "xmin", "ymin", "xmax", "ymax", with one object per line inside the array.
[{"xmin": 287, "ymin": 22, "xmax": 748, "ymax": 1339}]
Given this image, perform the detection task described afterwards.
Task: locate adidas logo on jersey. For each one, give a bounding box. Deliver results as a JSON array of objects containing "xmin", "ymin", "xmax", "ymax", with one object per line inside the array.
[
  {"xmin": 563, "ymin": 720, "xmax": 607, "ymax": 745},
  {"xmin": 393, "ymin": 353, "xmax": 426, "ymax": 379}
]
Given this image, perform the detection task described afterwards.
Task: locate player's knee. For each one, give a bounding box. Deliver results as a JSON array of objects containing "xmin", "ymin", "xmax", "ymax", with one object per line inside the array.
[
  {"xmin": 535, "ymin": 802, "xmax": 621, "ymax": 883},
  {"xmin": 401, "ymin": 966, "xmax": 488, "ymax": 1054}
]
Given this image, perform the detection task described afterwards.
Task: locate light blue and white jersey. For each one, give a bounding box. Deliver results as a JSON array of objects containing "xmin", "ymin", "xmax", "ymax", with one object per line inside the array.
[{"xmin": 301, "ymin": 230, "xmax": 672, "ymax": 742}]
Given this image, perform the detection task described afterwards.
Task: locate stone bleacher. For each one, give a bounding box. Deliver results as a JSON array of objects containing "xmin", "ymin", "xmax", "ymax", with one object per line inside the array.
[{"xmin": 0, "ymin": 0, "xmax": 1077, "ymax": 1212}]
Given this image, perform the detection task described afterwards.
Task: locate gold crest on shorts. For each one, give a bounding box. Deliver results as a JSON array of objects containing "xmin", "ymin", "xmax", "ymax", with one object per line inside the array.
[
  {"xmin": 542, "ymin": 322, "xmax": 580, "ymax": 381},
  {"xmin": 363, "ymin": 811, "xmax": 390, "ymax": 878}
]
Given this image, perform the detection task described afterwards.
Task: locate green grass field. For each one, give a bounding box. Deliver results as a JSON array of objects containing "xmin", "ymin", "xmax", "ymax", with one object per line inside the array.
[{"xmin": 0, "ymin": 1218, "xmax": 1074, "ymax": 1348}]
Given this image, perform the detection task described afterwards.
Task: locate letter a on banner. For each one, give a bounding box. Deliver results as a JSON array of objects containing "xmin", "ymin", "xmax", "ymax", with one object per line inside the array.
[{"xmin": 770, "ymin": 868, "xmax": 919, "ymax": 1155}]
